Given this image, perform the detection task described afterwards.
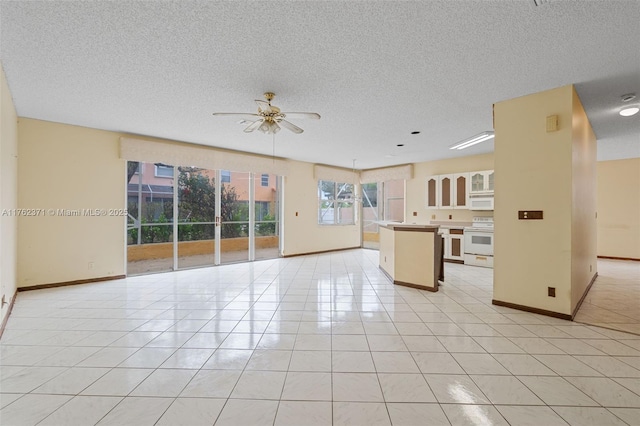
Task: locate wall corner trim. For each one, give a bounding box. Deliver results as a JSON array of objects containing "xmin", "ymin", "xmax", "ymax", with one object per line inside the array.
[
  {"xmin": 283, "ymin": 247, "xmax": 361, "ymax": 258},
  {"xmin": 571, "ymin": 272, "xmax": 598, "ymax": 320},
  {"xmin": 17, "ymin": 275, "xmax": 126, "ymax": 292},
  {"xmin": 0, "ymin": 290, "xmax": 18, "ymax": 340},
  {"xmin": 491, "ymin": 299, "xmax": 572, "ymax": 321}
]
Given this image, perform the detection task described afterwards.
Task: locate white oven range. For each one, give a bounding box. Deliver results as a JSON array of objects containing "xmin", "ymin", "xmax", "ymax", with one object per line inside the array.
[{"xmin": 464, "ymin": 217, "xmax": 494, "ymax": 268}]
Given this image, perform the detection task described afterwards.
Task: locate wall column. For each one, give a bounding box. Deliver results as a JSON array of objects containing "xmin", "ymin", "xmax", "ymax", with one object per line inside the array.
[{"xmin": 493, "ymin": 84, "xmax": 597, "ymax": 319}]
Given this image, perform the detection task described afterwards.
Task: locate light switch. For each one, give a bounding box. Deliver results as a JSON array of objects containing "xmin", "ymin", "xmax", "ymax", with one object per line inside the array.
[{"xmin": 546, "ymin": 115, "xmax": 559, "ymax": 132}]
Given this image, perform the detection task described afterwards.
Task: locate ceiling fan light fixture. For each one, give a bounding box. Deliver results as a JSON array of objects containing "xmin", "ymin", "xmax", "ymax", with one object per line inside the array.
[
  {"xmin": 258, "ymin": 120, "xmax": 280, "ymax": 134},
  {"xmin": 213, "ymin": 92, "xmax": 319, "ymax": 135},
  {"xmin": 449, "ymin": 131, "xmax": 495, "ymax": 150}
]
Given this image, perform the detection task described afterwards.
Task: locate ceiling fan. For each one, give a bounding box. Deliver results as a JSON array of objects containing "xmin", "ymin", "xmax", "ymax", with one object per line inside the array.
[{"xmin": 213, "ymin": 92, "xmax": 320, "ymax": 134}]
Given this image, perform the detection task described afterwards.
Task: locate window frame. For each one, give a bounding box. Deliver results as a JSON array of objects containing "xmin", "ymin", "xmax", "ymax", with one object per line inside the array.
[{"xmin": 318, "ymin": 180, "xmax": 356, "ymax": 226}]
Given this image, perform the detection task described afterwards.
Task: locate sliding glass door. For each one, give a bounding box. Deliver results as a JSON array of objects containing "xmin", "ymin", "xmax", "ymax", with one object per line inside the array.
[
  {"xmin": 360, "ymin": 179, "xmax": 405, "ymax": 250},
  {"xmin": 126, "ymin": 162, "xmax": 281, "ymax": 274},
  {"xmin": 126, "ymin": 161, "xmax": 174, "ymax": 274},
  {"xmin": 254, "ymin": 173, "xmax": 280, "ymax": 260},
  {"xmin": 177, "ymin": 167, "xmax": 216, "ymax": 269},
  {"xmin": 362, "ymin": 182, "xmax": 380, "ymax": 250},
  {"xmin": 219, "ymin": 171, "xmax": 250, "ymax": 264}
]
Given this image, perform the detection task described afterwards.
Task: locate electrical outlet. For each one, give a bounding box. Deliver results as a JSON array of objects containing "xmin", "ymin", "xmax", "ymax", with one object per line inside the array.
[
  {"xmin": 548, "ymin": 287, "xmax": 556, "ymax": 297},
  {"xmin": 431, "ymin": 214, "xmax": 436, "ymax": 220},
  {"xmin": 448, "ymin": 214, "xmax": 452, "ymax": 220},
  {"xmin": 88, "ymin": 262, "xmax": 94, "ymax": 270},
  {"xmin": 413, "ymin": 212, "xmax": 417, "ymax": 216}
]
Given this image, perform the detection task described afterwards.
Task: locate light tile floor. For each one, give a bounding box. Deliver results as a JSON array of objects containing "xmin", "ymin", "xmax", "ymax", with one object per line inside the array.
[
  {"xmin": 1, "ymin": 249, "xmax": 639, "ymax": 425},
  {"xmin": 574, "ymin": 259, "xmax": 640, "ymax": 335}
]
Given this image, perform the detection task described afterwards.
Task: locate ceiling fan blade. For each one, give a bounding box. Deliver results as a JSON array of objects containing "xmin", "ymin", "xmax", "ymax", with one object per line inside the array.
[
  {"xmin": 243, "ymin": 119, "xmax": 264, "ymax": 133},
  {"xmin": 213, "ymin": 112, "xmax": 261, "ymax": 119},
  {"xmin": 255, "ymin": 100, "xmax": 273, "ymax": 114},
  {"xmin": 282, "ymin": 112, "xmax": 321, "ymax": 120},
  {"xmin": 279, "ymin": 119, "xmax": 304, "ymax": 134}
]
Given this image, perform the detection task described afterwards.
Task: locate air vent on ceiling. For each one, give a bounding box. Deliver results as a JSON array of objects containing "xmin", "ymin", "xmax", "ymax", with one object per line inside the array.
[{"xmin": 533, "ymin": 0, "xmax": 550, "ymax": 5}]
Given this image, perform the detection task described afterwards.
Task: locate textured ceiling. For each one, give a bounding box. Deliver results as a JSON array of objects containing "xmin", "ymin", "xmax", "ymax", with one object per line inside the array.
[{"xmin": 1, "ymin": 0, "xmax": 638, "ymax": 169}]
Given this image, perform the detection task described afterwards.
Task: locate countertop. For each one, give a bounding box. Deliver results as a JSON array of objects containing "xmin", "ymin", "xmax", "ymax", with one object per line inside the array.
[
  {"xmin": 429, "ymin": 221, "xmax": 472, "ymax": 229},
  {"xmin": 377, "ymin": 222, "xmax": 440, "ymax": 232}
]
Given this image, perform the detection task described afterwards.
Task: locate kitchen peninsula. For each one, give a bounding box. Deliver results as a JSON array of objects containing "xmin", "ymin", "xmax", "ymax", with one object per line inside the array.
[{"xmin": 378, "ymin": 223, "xmax": 443, "ymax": 292}]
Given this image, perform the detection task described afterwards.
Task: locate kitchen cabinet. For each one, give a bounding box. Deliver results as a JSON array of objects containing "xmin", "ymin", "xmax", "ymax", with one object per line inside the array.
[
  {"xmin": 438, "ymin": 175, "xmax": 453, "ymax": 208},
  {"xmin": 380, "ymin": 224, "xmax": 443, "ymax": 292},
  {"xmin": 429, "ymin": 173, "xmax": 469, "ymax": 209},
  {"xmin": 440, "ymin": 228, "xmax": 465, "ymax": 263},
  {"xmin": 426, "ymin": 175, "xmax": 438, "ymax": 208},
  {"xmin": 469, "ymin": 170, "xmax": 494, "ymax": 195},
  {"xmin": 453, "ymin": 173, "xmax": 469, "ymax": 209}
]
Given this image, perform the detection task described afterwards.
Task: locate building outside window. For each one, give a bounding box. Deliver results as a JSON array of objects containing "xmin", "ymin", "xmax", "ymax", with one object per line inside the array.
[{"xmin": 155, "ymin": 164, "xmax": 173, "ymax": 178}]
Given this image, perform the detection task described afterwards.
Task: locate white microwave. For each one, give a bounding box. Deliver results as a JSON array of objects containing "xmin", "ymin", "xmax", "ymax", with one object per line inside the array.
[{"xmin": 469, "ymin": 196, "xmax": 494, "ymax": 211}]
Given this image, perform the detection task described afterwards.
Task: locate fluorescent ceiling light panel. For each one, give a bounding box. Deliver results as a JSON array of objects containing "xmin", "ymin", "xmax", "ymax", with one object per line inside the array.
[{"xmin": 449, "ymin": 131, "xmax": 495, "ymax": 150}]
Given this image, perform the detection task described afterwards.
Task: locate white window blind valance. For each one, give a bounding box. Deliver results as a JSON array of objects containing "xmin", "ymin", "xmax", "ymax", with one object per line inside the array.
[
  {"xmin": 120, "ymin": 137, "xmax": 289, "ymax": 176},
  {"xmin": 360, "ymin": 164, "xmax": 413, "ymax": 183},
  {"xmin": 313, "ymin": 164, "xmax": 358, "ymax": 183}
]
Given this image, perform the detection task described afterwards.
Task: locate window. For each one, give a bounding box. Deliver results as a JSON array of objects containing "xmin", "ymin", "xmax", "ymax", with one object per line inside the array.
[
  {"xmin": 261, "ymin": 173, "xmax": 269, "ymax": 187},
  {"xmin": 221, "ymin": 170, "xmax": 231, "ymax": 183},
  {"xmin": 318, "ymin": 180, "xmax": 355, "ymax": 225},
  {"xmin": 155, "ymin": 164, "xmax": 174, "ymax": 178}
]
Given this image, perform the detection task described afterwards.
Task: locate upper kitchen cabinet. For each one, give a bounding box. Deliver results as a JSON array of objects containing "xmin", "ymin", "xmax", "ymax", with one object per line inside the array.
[
  {"xmin": 469, "ymin": 170, "xmax": 494, "ymax": 195},
  {"xmin": 438, "ymin": 175, "xmax": 453, "ymax": 208},
  {"xmin": 438, "ymin": 173, "xmax": 469, "ymax": 209},
  {"xmin": 453, "ymin": 173, "xmax": 469, "ymax": 209},
  {"xmin": 426, "ymin": 175, "xmax": 438, "ymax": 208}
]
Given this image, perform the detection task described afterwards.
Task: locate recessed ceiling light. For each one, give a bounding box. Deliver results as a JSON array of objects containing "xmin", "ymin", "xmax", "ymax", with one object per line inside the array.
[
  {"xmin": 411, "ymin": 131, "xmax": 420, "ymax": 135},
  {"xmin": 620, "ymin": 107, "xmax": 639, "ymax": 117},
  {"xmin": 397, "ymin": 144, "xmax": 405, "ymax": 147}
]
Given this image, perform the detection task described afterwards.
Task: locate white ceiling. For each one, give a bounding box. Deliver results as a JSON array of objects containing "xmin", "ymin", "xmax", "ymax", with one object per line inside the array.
[{"xmin": 1, "ymin": 0, "xmax": 638, "ymax": 169}]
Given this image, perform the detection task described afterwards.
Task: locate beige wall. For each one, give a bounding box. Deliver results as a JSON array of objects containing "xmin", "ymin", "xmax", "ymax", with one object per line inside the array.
[
  {"xmin": 16, "ymin": 119, "xmax": 360, "ymax": 287},
  {"xmin": 570, "ymin": 87, "xmax": 598, "ymax": 312},
  {"xmin": 405, "ymin": 153, "xmax": 495, "ymax": 224},
  {"xmin": 597, "ymin": 158, "xmax": 640, "ymax": 259},
  {"xmin": 493, "ymin": 85, "xmax": 597, "ymax": 317},
  {"xmin": 18, "ymin": 119, "xmax": 127, "ymax": 287},
  {"xmin": 283, "ymin": 161, "xmax": 360, "ymax": 255},
  {"xmin": 1, "ymin": 65, "xmax": 19, "ymax": 325},
  {"xmin": 10, "ymin": 101, "xmax": 634, "ymax": 295}
]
